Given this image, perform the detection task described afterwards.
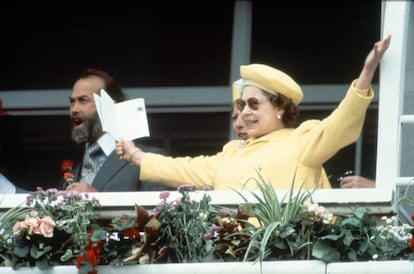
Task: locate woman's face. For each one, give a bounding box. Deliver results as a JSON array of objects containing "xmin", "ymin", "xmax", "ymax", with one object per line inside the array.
[
  {"xmin": 238, "ymin": 86, "xmax": 282, "ymax": 138},
  {"xmin": 232, "ymin": 106, "xmax": 248, "ymax": 140}
]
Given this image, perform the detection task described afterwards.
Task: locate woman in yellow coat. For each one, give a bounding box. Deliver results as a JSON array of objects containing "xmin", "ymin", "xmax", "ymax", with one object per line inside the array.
[{"xmin": 116, "ymin": 35, "xmax": 391, "ymax": 191}]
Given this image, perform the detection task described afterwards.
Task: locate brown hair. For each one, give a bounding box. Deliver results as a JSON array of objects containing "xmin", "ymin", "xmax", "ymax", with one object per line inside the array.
[
  {"xmin": 263, "ymin": 91, "xmax": 299, "ymax": 127},
  {"xmin": 78, "ymin": 68, "xmax": 125, "ymax": 102}
]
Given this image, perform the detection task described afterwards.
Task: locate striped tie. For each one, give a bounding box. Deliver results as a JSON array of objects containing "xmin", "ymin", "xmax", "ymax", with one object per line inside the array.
[{"xmin": 80, "ymin": 142, "xmax": 103, "ymax": 185}]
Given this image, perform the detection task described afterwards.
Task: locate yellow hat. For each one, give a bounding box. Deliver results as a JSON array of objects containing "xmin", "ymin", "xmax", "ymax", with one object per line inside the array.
[
  {"xmin": 240, "ymin": 64, "xmax": 303, "ymax": 105},
  {"xmin": 231, "ymin": 79, "xmax": 243, "ymax": 102}
]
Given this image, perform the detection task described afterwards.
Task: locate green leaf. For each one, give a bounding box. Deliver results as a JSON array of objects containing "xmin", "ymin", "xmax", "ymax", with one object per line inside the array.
[
  {"xmin": 35, "ymin": 257, "xmax": 51, "ymax": 270},
  {"xmin": 319, "ymin": 234, "xmax": 342, "ymax": 241},
  {"xmin": 60, "ymin": 248, "xmax": 73, "ymax": 262},
  {"xmin": 343, "ymin": 230, "xmax": 356, "ymax": 247},
  {"xmin": 279, "ymin": 225, "xmax": 295, "ymax": 238},
  {"xmin": 114, "ymin": 218, "xmax": 135, "ymax": 230},
  {"xmin": 360, "ymin": 239, "xmax": 369, "ymax": 252},
  {"xmin": 259, "ymin": 222, "xmax": 281, "ymax": 260},
  {"xmin": 312, "ymin": 240, "xmax": 340, "ymax": 262},
  {"xmin": 274, "ymin": 239, "xmax": 288, "ymax": 249},
  {"xmin": 13, "ymin": 245, "xmax": 29, "ymax": 257},
  {"xmin": 341, "ymin": 217, "xmax": 360, "ymax": 227},
  {"xmin": 30, "ymin": 245, "xmax": 53, "ymax": 259},
  {"xmin": 91, "ymin": 229, "xmax": 108, "ymax": 242},
  {"xmin": 79, "ymin": 263, "xmax": 94, "ymax": 274},
  {"xmin": 347, "ymin": 250, "xmax": 358, "ymax": 261},
  {"xmin": 353, "ymin": 208, "xmax": 368, "ymax": 220}
]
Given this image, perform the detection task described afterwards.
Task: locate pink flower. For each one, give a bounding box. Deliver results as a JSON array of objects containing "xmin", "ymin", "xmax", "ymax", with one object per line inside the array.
[
  {"xmin": 304, "ymin": 201, "xmax": 333, "ymax": 224},
  {"xmin": 13, "ymin": 220, "xmax": 28, "ymax": 233},
  {"xmin": 33, "ymin": 216, "xmax": 55, "ymax": 238},
  {"xmin": 306, "ymin": 202, "xmax": 320, "ymax": 213},
  {"xmin": 13, "ymin": 215, "xmax": 56, "ymax": 238},
  {"xmin": 24, "ymin": 216, "xmax": 39, "ymax": 229},
  {"xmin": 159, "ymin": 191, "xmax": 170, "ymax": 200}
]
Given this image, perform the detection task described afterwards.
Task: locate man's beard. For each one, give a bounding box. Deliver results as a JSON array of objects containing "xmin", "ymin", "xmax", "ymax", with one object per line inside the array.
[{"xmin": 71, "ymin": 112, "xmax": 103, "ymax": 144}]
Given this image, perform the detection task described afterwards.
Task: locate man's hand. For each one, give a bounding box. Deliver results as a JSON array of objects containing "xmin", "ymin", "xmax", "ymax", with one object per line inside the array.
[
  {"xmin": 340, "ymin": 175, "xmax": 376, "ymax": 188},
  {"xmin": 65, "ymin": 182, "xmax": 97, "ymax": 192}
]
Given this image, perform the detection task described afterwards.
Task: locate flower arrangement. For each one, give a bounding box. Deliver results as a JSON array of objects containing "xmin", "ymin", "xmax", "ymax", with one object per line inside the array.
[
  {"xmin": 207, "ymin": 176, "xmax": 414, "ymax": 265},
  {"xmin": 0, "ymin": 187, "xmax": 100, "ymax": 270},
  {"xmin": 87, "ymin": 185, "xmax": 212, "ymax": 266},
  {"xmin": 309, "ymin": 208, "xmax": 412, "ymax": 262},
  {"xmin": 72, "ymin": 184, "xmax": 213, "ymax": 273},
  {"xmin": 1, "ymin": 178, "xmax": 414, "ymax": 274},
  {"xmin": 204, "ymin": 203, "xmax": 252, "ymax": 261},
  {"xmin": 149, "ymin": 184, "xmax": 212, "ymax": 263}
]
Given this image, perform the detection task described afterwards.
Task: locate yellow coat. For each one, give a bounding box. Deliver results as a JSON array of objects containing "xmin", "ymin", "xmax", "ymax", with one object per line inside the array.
[{"xmin": 140, "ymin": 81, "xmax": 373, "ymax": 190}]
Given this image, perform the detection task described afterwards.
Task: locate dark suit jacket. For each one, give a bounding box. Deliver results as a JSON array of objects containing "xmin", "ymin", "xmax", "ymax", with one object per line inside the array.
[{"xmin": 66, "ymin": 142, "xmax": 170, "ymax": 192}]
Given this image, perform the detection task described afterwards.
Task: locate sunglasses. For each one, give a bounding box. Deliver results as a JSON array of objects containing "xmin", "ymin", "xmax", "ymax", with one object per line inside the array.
[{"xmin": 235, "ymin": 97, "xmax": 260, "ymax": 111}]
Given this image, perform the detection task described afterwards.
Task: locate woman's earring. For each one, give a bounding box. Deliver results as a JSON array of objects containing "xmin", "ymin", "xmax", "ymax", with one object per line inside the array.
[{"xmin": 277, "ymin": 114, "xmax": 281, "ymax": 120}]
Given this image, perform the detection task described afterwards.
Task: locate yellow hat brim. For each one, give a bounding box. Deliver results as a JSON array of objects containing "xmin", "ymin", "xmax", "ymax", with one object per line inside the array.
[{"xmin": 240, "ymin": 64, "xmax": 303, "ymax": 105}]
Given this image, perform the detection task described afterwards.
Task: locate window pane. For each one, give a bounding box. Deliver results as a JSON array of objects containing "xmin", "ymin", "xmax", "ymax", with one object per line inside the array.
[
  {"xmin": 250, "ymin": 2, "xmax": 381, "ymax": 84},
  {"xmin": 1, "ymin": 3, "xmax": 234, "ymax": 90}
]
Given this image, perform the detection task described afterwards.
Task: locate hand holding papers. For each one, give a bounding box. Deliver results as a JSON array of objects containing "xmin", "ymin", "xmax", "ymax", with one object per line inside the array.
[{"xmin": 94, "ymin": 89, "xmax": 150, "ymax": 140}]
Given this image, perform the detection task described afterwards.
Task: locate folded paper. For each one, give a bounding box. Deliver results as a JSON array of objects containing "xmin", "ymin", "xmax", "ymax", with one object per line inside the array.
[{"xmin": 94, "ymin": 89, "xmax": 149, "ymax": 140}]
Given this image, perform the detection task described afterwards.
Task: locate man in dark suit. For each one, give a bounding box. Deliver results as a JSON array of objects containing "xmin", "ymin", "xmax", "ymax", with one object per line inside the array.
[{"xmin": 63, "ymin": 68, "xmax": 168, "ymax": 192}]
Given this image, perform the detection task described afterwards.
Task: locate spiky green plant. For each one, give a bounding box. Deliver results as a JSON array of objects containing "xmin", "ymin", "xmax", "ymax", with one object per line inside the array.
[{"xmin": 235, "ymin": 171, "xmax": 315, "ymax": 267}]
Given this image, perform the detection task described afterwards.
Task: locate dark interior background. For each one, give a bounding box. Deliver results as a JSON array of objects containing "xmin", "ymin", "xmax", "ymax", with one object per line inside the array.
[{"xmin": 0, "ymin": 1, "xmax": 381, "ymax": 191}]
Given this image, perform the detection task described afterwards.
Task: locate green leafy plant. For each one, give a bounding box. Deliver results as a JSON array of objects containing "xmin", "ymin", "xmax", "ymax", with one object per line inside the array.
[
  {"xmin": 0, "ymin": 187, "xmax": 100, "ymax": 269},
  {"xmin": 2, "ymin": 179, "xmax": 414, "ymax": 274},
  {"xmin": 235, "ymin": 172, "xmax": 318, "ymax": 265},
  {"xmin": 204, "ymin": 204, "xmax": 252, "ymax": 261},
  {"xmin": 154, "ymin": 184, "xmax": 212, "ymax": 263},
  {"xmin": 86, "ymin": 184, "xmax": 213, "ymax": 267},
  {"xmin": 221, "ymin": 171, "xmax": 414, "ymax": 270},
  {"xmin": 312, "ymin": 208, "xmax": 414, "ymax": 262},
  {"xmin": 76, "ymin": 214, "xmax": 143, "ymax": 273}
]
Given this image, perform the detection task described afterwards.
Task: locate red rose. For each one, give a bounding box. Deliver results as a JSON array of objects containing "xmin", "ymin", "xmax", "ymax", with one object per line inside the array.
[
  {"xmin": 63, "ymin": 172, "xmax": 74, "ymax": 180},
  {"xmin": 60, "ymin": 159, "xmax": 74, "ymax": 173}
]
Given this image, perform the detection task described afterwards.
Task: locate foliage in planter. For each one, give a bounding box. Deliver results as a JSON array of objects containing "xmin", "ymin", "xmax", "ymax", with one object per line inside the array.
[
  {"xmin": 83, "ymin": 190, "xmax": 414, "ymax": 265},
  {"xmin": 204, "ymin": 203, "xmax": 253, "ymax": 261},
  {"xmin": 153, "ymin": 184, "xmax": 212, "ymax": 263},
  {"xmin": 223, "ymin": 173, "xmax": 414, "ymax": 266},
  {"xmin": 312, "ymin": 208, "xmax": 414, "ymax": 262},
  {"xmin": 75, "ymin": 216, "xmax": 143, "ymax": 273},
  {"xmin": 310, "ymin": 183, "xmax": 414, "ymax": 262},
  {"xmin": 0, "ymin": 188, "xmax": 100, "ymax": 270},
  {"xmin": 84, "ymin": 184, "xmax": 213, "ymax": 269},
  {"xmin": 232, "ymin": 173, "xmax": 325, "ymax": 264},
  {"xmin": 2, "ymin": 176, "xmax": 414, "ymax": 274}
]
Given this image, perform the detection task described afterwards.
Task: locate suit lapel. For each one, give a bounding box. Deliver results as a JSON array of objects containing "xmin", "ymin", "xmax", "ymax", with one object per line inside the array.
[
  {"xmin": 73, "ymin": 163, "xmax": 82, "ymax": 182},
  {"xmin": 92, "ymin": 151, "xmax": 126, "ymax": 190}
]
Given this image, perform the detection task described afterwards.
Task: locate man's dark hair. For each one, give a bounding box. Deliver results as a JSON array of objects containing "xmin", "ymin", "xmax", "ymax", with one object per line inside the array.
[{"xmin": 78, "ymin": 68, "xmax": 125, "ymax": 102}]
